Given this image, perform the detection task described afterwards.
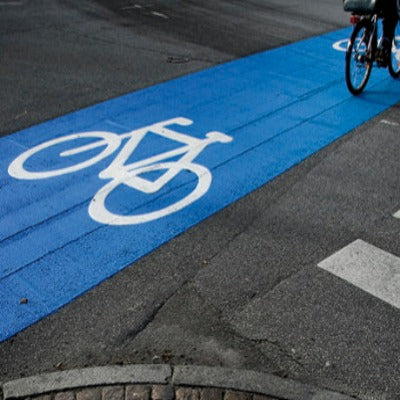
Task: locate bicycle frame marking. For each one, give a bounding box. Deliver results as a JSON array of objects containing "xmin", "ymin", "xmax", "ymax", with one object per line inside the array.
[{"xmin": 8, "ymin": 117, "xmax": 233, "ymax": 225}]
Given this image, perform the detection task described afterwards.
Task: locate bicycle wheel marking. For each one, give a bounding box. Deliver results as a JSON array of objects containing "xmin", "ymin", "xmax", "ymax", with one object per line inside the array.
[
  {"xmin": 89, "ymin": 162, "xmax": 213, "ymax": 225},
  {"xmin": 8, "ymin": 131, "xmax": 121, "ymax": 179},
  {"xmin": 1, "ymin": 27, "xmax": 400, "ymax": 342}
]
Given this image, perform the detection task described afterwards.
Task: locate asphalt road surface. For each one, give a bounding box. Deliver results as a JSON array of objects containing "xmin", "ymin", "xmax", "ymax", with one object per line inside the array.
[{"xmin": 1, "ymin": 1, "xmax": 400, "ymax": 399}]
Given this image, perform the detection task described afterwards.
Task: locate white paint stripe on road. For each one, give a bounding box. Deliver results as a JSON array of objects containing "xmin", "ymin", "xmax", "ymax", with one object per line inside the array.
[
  {"xmin": 318, "ymin": 239, "xmax": 400, "ymax": 309},
  {"xmin": 394, "ymin": 210, "xmax": 400, "ymax": 218},
  {"xmin": 380, "ymin": 119, "xmax": 400, "ymax": 127}
]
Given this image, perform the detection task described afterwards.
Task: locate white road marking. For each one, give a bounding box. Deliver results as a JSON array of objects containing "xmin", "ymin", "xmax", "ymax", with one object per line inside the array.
[
  {"xmin": 318, "ymin": 239, "xmax": 400, "ymax": 309},
  {"xmin": 332, "ymin": 39, "xmax": 348, "ymax": 52},
  {"xmin": 394, "ymin": 210, "xmax": 400, "ymax": 218},
  {"xmin": 380, "ymin": 119, "xmax": 400, "ymax": 126},
  {"xmin": 151, "ymin": 11, "xmax": 169, "ymax": 19}
]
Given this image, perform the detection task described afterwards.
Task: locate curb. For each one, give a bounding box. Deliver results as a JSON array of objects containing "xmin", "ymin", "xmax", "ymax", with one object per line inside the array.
[{"xmin": 1, "ymin": 365, "xmax": 356, "ymax": 400}]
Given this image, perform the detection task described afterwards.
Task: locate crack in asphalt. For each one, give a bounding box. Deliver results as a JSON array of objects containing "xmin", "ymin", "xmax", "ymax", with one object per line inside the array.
[{"xmin": 117, "ymin": 284, "xmax": 188, "ymax": 348}]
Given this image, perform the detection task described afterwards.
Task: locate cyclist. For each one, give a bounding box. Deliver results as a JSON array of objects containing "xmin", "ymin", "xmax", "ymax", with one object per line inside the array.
[{"xmin": 378, "ymin": 0, "xmax": 399, "ymax": 65}]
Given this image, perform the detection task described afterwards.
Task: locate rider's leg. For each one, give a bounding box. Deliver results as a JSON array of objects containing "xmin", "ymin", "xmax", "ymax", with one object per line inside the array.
[
  {"xmin": 381, "ymin": 0, "xmax": 397, "ymax": 44},
  {"xmin": 378, "ymin": 0, "xmax": 398, "ymax": 65}
]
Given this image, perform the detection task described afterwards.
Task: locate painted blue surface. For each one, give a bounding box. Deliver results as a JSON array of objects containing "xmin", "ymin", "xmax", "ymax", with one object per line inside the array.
[{"xmin": 1, "ymin": 27, "xmax": 400, "ymax": 341}]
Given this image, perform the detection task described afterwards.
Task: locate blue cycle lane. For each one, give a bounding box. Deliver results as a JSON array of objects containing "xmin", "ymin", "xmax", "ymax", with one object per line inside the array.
[{"xmin": 1, "ymin": 27, "xmax": 400, "ymax": 341}]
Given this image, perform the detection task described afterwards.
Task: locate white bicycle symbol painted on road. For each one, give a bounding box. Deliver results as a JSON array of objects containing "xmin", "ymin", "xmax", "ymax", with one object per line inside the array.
[
  {"xmin": 333, "ymin": 35, "xmax": 400, "ymax": 54},
  {"xmin": 8, "ymin": 117, "xmax": 233, "ymax": 225}
]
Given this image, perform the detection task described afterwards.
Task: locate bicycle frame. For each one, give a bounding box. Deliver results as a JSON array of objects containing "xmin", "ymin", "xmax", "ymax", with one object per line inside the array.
[{"xmin": 345, "ymin": 9, "xmax": 400, "ymax": 94}]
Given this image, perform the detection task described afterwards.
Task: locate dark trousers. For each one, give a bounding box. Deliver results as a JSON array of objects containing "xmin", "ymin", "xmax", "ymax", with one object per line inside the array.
[{"xmin": 380, "ymin": 0, "xmax": 398, "ymax": 41}]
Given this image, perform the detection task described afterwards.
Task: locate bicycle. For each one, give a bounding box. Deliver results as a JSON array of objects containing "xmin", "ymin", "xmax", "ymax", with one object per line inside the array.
[
  {"xmin": 344, "ymin": 1, "xmax": 400, "ymax": 95},
  {"xmin": 8, "ymin": 117, "xmax": 233, "ymax": 225}
]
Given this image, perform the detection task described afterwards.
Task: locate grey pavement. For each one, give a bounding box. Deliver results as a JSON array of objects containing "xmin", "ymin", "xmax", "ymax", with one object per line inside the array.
[
  {"xmin": 1, "ymin": 1, "xmax": 400, "ymax": 400},
  {"xmin": 0, "ymin": 0, "xmax": 347, "ymax": 138}
]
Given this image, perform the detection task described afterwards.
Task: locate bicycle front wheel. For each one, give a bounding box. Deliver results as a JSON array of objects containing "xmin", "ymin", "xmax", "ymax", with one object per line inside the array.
[
  {"xmin": 345, "ymin": 19, "xmax": 374, "ymax": 95},
  {"xmin": 388, "ymin": 21, "xmax": 400, "ymax": 78}
]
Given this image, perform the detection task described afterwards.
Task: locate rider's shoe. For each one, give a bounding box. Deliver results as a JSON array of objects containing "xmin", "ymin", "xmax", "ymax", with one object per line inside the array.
[{"xmin": 376, "ymin": 37, "xmax": 391, "ymax": 67}]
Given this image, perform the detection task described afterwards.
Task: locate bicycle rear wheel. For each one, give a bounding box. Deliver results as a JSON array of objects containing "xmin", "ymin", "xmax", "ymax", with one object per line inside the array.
[
  {"xmin": 345, "ymin": 19, "xmax": 374, "ymax": 95},
  {"xmin": 388, "ymin": 21, "xmax": 400, "ymax": 78}
]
